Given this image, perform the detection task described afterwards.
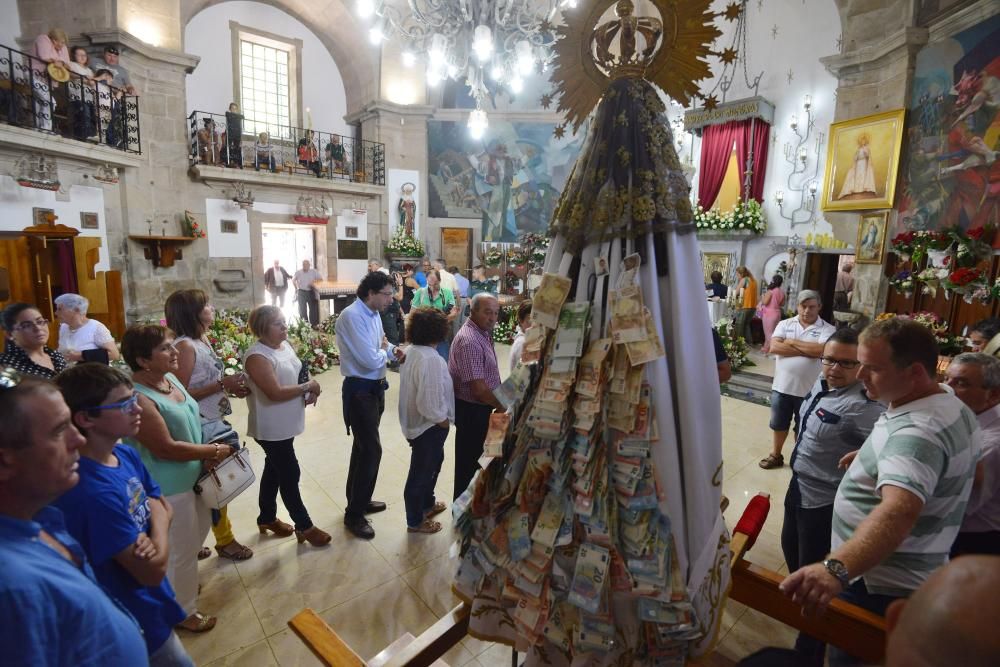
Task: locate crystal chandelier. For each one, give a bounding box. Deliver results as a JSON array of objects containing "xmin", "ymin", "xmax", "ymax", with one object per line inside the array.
[{"xmin": 356, "ymin": 0, "xmax": 577, "ymax": 133}]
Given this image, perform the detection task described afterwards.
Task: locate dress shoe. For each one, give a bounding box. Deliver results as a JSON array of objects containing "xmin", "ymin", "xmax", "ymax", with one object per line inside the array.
[
  {"xmin": 295, "ymin": 526, "xmax": 332, "ymax": 546},
  {"xmin": 365, "ymin": 501, "xmax": 387, "ymax": 514},
  {"xmin": 345, "ymin": 517, "xmax": 375, "ymax": 539}
]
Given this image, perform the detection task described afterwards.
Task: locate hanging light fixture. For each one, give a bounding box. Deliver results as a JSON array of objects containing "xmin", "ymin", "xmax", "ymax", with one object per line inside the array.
[{"xmin": 467, "ymin": 106, "xmax": 489, "ymax": 140}]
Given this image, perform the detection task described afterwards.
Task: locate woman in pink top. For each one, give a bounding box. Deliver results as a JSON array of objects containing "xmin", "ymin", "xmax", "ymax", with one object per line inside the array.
[{"xmin": 760, "ymin": 274, "xmax": 786, "ymax": 354}]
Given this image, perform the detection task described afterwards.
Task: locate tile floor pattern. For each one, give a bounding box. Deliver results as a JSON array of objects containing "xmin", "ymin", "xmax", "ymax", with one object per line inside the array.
[{"xmin": 181, "ymin": 350, "xmax": 798, "ymax": 666}]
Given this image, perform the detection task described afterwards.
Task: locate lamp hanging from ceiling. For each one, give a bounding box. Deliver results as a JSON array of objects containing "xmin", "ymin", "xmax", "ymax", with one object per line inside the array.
[{"xmin": 355, "ymin": 0, "xmax": 577, "ymax": 135}]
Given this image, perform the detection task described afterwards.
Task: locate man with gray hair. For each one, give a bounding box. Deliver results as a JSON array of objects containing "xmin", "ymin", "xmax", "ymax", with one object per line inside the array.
[
  {"xmin": 760, "ymin": 289, "xmax": 836, "ymax": 469},
  {"xmin": 946, "ymin": 353, "xmax": 1000, "ymax": 556}
]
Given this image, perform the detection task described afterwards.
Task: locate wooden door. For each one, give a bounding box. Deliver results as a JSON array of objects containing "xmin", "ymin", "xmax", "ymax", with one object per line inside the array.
[
  {"xmin": 803, "ymin": 253, "xmax": 841, "ymax": 323},
  {"xmin": 441, "ymin": 228, "xmax": 473, "ymax": 275}
]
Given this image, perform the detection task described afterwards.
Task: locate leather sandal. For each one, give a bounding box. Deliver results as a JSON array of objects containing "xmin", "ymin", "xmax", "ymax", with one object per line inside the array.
[
  {"xmin": 258, "ymin": 519, "xmax": 295, "ymax": 537},
  {"xmin": 215, "ymin": 540, "xmax": 254, "ymax": 561},
  {"xmin": 177, "ymin": 611, "xmax": 217, "ymax": 633},
  {"xmin": 759, "ymin": 453, "xmax": 785, "ymax": 469},
  {"xmin": 424, "ymin": 501, "xmax": 447, "ymax": 518},
  {"xmin": 407, "ymin": 519, "xmax": 443, "ymax": 534}
]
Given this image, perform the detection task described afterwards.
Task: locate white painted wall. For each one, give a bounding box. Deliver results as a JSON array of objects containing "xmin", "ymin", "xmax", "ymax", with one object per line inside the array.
[
  {"xmin": 336, "ymin": 209, "xmax": 367, "ymax": 284},
  {"xmin": 184, "ymin": 1, "xmax": 352, "ymax": 138},
  {"xmin": 685, "ymin": 0, "xmax": 842, "ymax": 242},
  {"xmin": 205, "ymin": 198, "xmax": 250, "ymax": 258},
  {"xmin": 0, "ymin": 176, "xmax": 110, "ymax": 270},
  {"xmin": 0, "ymin": 0, "xmax": 20, "ymax": 50}
]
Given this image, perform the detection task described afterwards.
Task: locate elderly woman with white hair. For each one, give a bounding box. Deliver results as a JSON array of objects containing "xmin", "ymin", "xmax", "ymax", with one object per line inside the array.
[{"xmin": 54, "ymin": 293, "xmax": 120, "ymax": 363}]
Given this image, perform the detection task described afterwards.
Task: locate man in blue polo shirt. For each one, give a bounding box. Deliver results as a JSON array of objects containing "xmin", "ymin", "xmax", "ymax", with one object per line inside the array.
[
  {"xmin": 54, "ymin": 363, "xmax": 192, "ymax": 666},
  {"xmin": 0, "ymin": 370, "xmax": 148, "ymax": 666}
]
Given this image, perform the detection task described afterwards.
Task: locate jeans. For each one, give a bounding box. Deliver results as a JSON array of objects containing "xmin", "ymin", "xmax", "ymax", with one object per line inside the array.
[
  {"xmin": 345, "ymin": 389, "xmax": 384, "ymax": 521},
  {"xmin": 270, "ymin": 289, "xmax": 286, "ymax": 308},
  {"xmin": 255, "ymin": 437, "xmax": 313, "ymax": 531},
  {"xmin": 781, "ymin": 476, "xmax": 834, "ymax": 666},
  {"xmin": 149, "ymin": 631, "xmax": 195, "ymax": 667},
  {"xmin": 297, "ymin": 289, "xmax": 319, "ymax": 326},
  {"xmin": 828, "ymin": 580, "xmax": 901, "ymax": 666},
  {"xmin": 404, "ymin": 425, "xmax": 448, "ymax": 527},
  {"xmin": 454, "ymin": 398, "xmax": 493, "ymax": 500}
]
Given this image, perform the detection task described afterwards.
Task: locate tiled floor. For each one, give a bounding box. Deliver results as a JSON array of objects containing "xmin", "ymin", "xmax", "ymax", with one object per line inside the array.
[{"xmin": 181, "ymin": 347, "xmax": 798, "ymax": 666}]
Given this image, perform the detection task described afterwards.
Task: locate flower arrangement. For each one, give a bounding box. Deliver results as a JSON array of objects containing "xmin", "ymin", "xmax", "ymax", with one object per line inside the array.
[
  {"xmin": 942, "ymin": 266, "xmax": 988, "ymax": 298},
  {"xmin": 492, "ymin": 305, "xmax": 518, "ymax": 345},
  {"xmin": 875, "ymin": 311, "xmax": 965, "ymax": 356},
  {"xmin": 207, "ymin": 309, "xmax": 339, "ymax": 377},
  {"xmin": 694, "ymin": 199, "xmax": 766, "ymax": 235},
  {"xmin": 385, "ymin": 226, "xmax": 425, "ymax": 257},
  {"xmin": 915, "ymin": 266, "xmax": 948, "ymax": 296},
  {"xmin": 182, "ymin": 211, "xmax": 207, "ymax": 239},
  {"xmin": 890, "ymin": 225, "xmax": 994, "ymax": 268},
  {"xmin": 286, "ymin": 318, "xmax": 340, "ymax": 374},
  {"xmin": 506, "ymin": 247, "xmax": 527, "ymax": 267},
  {"xmin": 518, "ymin": 232, "xmax": 550, "ymax": 268},
  {"xmin": 483, "ymin": 246, "xmax": 504, "ymax": 267},
  {"xmin": 889, "ymin": 270, "xmax": 914, "ymax": 296},
  {"xmin": 504, "ymin": 270, "xmax": 521, "ymax": 295},
  {"xmin": 714, "ymin": 317, "xmax": 754, "ymax": 370}
]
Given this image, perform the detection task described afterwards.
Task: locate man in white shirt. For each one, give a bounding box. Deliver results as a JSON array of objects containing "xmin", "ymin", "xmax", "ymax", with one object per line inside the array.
[
  {"xmin": 761, "ymin": 290, "xmax": 836, "ymax": 469},
  {"xmin": 293, "ymin": 260, "xmax": 323, "ymax": 327},
  {"xmin": 945, "ymin": 353, "xmax": 1000, "ymax": 556}
]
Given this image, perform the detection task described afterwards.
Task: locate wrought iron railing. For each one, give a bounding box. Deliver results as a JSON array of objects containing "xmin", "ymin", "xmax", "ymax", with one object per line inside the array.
[
  {"xmin": 187, "ymin": 110, "xmax": 385, "ymax": 186},
  {"xmin": 0, "ymin": 42, "xmax": 141, "ymax": 153}
]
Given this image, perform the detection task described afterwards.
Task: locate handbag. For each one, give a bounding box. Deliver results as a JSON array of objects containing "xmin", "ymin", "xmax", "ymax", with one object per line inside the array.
[{"xmin": 194, "ymin": 445, "xmax": 255, "ymax": 509}]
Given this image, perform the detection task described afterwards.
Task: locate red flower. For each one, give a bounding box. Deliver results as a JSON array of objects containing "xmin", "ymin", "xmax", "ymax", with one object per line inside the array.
[
  {"xmin": 948, "ymin": 268, "xmax": 982, "ymax": 286},
  {"xmin": 968, "ymin": 227, "xmax": 985, "ymax": 240}
]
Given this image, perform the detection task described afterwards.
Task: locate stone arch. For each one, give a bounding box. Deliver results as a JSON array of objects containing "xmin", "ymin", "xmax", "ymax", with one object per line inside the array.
[{"xmin": 180, "ymin": 0, "xmax": 377, "ymax": 116}]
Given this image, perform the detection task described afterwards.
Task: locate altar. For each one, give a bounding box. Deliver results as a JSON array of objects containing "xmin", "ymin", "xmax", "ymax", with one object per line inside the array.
[{"xmin": 708, "ymin": 298, "xmax": 730, "ymax": 324}]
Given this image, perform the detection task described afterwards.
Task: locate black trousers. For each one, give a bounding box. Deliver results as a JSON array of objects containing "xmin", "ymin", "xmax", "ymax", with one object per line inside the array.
[
  {"xmin": 255, "ymin": 437, "xmax": 312, "ymax": 531},
  {"xmin": 780, "ymin": 476, "xmax": 834, "ymax": 666},
  {"xmin": 297, "ymin": 289, "xmax": 319, "ymax": 326},
  {"xmin": 345, "ymin": 389, "xmax": 384, "ymax": 521},
  {"xmin": 453, "ymin": 398, "xmax": 493, "ymax": 500},
  {"xmin": 829, "ymin": 581, "xmax": 900, "ymax": 666},
  {"xmin": 951, "ymin": 530, "xmax": 1000, "ymax": 557}
]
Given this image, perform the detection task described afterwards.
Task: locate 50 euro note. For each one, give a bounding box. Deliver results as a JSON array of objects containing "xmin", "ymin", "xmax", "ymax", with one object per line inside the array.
[
  {"xmin": 625, "ymin": 308, "xmax": 666, "ymax": 366},
  {"xmin": 483, "ymin": 412, "xmax": 511, "ymax": 457},
  {"xmin": 609, "ymin": 285, "xmax": 647, "ymax": 344},
  {"xmin": 532, "ymin": 273, "xmax": 573, "ymax": 330}
]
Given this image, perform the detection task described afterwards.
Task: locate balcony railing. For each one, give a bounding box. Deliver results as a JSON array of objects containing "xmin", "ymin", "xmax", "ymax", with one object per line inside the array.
[
  {"xmin": 187, "ymin": 110, "xmax": 385, "ymax": 186},
  {"xmin": 0, "ymin": 42, "xmax": 141, "ymax": 153}
]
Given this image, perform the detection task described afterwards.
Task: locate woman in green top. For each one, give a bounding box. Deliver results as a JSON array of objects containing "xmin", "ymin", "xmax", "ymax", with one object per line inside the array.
[
  {"xmin": 122, "ymin": 324, "xmax": 229, "ymax": 634},
  {"xmin": 411, "ymin": 269, "xmax": 459, "ymax": 360}
]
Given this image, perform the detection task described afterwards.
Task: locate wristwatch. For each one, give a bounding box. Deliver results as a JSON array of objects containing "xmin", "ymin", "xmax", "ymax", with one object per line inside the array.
[{"xmin": 823, "ymin": 558, "xmax": 850, "ymax": 589}]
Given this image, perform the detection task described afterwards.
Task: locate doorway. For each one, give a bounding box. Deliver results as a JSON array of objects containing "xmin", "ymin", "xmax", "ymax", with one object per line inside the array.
[
  {"xmin": 261, "ymin": 223, "xmax": 315, "ymax": 322},
  {"xmin": 802, "ymin": 253, "xmax": 855, "ymax": 324}
]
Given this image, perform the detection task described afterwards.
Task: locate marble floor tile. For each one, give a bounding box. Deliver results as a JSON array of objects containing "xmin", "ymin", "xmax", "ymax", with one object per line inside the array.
[
  {"xmin": 367, "ymin": 501, "xmax": 461, "ymax": 575},
  {"xmin": 180, "ymin": 561, "xmax": 267, "ymax": 664},
  {"xmin": 401, "ymin": 552, "xmax": 464, "ymax": 617},
  {"xmin": 202, "ymin": 639, "xmax": 278, "ymax": 667}
]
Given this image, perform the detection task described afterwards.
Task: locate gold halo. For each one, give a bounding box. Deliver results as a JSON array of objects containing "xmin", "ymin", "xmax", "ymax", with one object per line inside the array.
[{"xmin": 552, "ymin": 0, "xmax": 721, "ymax": 133}]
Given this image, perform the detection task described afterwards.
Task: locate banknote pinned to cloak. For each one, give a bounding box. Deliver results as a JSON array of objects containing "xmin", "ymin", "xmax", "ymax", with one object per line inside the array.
[{"xmin": 451, "ymin": 1, "xmax": 733, "ymax": 664}]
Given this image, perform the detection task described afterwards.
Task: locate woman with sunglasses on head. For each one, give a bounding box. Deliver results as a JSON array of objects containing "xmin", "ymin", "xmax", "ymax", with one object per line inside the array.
[
  {"xmin": 121, "ymin": 324, "xmax": 228, "ymax": 634},
  {"xmin": 1, "ymin": 302, "xmax": 67, "ymax": 379},
  {"xmin": 165, "ymin": 289, "xmax": 254, "ymax": 563}
]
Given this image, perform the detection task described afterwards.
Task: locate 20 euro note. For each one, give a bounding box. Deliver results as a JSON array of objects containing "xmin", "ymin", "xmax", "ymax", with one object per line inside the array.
[{"xmin": 567, "ymin": 542, "xmax": 610, "ymax": 614}]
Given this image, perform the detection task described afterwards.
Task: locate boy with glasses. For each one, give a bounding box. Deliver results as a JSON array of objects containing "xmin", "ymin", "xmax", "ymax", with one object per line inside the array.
[
  {"xmin": 779, "ymin": 327, "xmax": 884, "ymax": 666},
  {"xmin": 52, "ymin": 363, "xmax": 193, "ymax": 666}
]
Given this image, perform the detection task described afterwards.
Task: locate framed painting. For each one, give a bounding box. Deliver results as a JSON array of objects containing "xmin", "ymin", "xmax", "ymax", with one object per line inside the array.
[
  {"xmin": 80, "ymin": 212, "xmax": 99, "ymax": 229},
  {"xmin": 701, "ymin": 252, "xmax": 732, "ymax": 285},
  {"xmin": 32, "ymin": 207, "xmax": 55, "ymax": 226},
  {"xmin": 855, "ymin": 212, "xmax": 888, "ymax": 264},
  {"xmin": 821, "ymin": 109, "xmax": 906, "ymax": 212}
]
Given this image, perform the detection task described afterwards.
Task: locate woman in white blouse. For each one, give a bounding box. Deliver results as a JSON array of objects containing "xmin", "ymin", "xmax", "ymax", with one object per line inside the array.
[
  {"xmin": 398, "ymin": 307, "xmax": 454, "ymax": 534},
  {"xmin": 243, "ymin": 305, "xmax": 329, "ymax": 547},
  {"xmin": 54, "ymin": 293, "xmax": 120, "ymax": 363}
]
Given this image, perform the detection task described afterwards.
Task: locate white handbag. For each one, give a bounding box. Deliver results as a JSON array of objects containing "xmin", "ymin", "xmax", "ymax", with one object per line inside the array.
[{"xmin": 194, "ymin": 446, "xmax": 255, "ymax": 509}]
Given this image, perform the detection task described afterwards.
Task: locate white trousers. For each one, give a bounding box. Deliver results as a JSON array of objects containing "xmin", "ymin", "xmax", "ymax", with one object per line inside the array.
[{"xmin": 164, "ymin": 491, "xmax": 212, "ymax": 615}]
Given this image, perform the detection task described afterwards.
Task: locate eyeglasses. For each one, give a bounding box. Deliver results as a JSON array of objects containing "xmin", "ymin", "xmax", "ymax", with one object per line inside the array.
[
  {"xmin": 12, "ymin": 318, "xmax": 49, "ymax": 332},
  {"xmin": 820, "ymin": 357, "xmax": 860, "ymax": 369},
  {"xmin": 84, "ymin": 392, "xmax": 140, "ymax": 415},
  {"xmin": 0, "ymin": 367, "xmax": 22, "ymax": 390}
]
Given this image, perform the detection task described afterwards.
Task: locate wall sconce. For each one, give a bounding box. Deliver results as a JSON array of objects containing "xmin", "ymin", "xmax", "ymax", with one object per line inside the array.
[
  {"xmin": 774, "ymin": 190, "xmax": 784, "ymax": 205},
  {"xmin": 803, "ymin": 94, "xmax": 812, "ymax": 110},
  {"xmin": 777, "ymin": 94, "xmax": 824, "ymax": 227},
  {"xmin": 790, "ymin": 114, "xmax": 798, "ymax": 130}
]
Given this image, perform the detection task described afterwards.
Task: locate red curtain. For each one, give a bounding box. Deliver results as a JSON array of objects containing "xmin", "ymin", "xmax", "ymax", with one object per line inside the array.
[
  {"xmin": 737, "ymin": 118, "xmax": 771, "ymax": 202},
  {"xmin": 697, "ymin": 121, "xmax": 741, "ymax": 210}
]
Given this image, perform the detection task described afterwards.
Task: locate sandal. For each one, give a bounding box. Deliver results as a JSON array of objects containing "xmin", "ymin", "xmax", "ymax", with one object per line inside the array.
[
  {"xmin": 407, "ymin": 519, "xmax": 443, "ymax": 534},
  {"xmin": 215, "ymin": 540, "xmax": 254, "ymax": 561},
  {"xmin": 759, "ymin": 453, "xmax": 784, "ymax": 469},
  {"xmin": 176, "ymin": 611, "xmax": 217, "ymax": 633},
  {"xmin": 424, "ymin": 501, "xmax": 447, "ymax": 518},
  {"xmin": 197, "ymin": 546, "xmax": 211, "ymax": 560}
]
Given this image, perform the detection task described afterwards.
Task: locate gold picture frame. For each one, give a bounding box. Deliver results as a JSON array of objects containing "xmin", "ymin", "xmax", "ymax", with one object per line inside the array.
[
  {"xmin": 855, "ymin": 212, "xmax": 888, "ymax": 264},
  {"xmin": 821, "ymin": 108, "xmax": 906, "ymax": 212},
  {"xmin": 701, "ymin": 252, "xmax": 732, "ymax": 285}
]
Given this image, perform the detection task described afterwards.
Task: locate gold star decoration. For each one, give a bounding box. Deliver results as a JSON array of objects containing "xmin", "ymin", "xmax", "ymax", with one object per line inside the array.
[
  {"xmin": 722, "ymin": 2, "xmax": 742, "ymax": 20},
  {"xmin": 540, "ymin": 94, "xmax": 553, "ymax": 109},
  {"xmin": 553, "ymin": 123, "xmax": 566, "ymax": 140},
  {"xmin": 703, "ymin": 95, "xmax": 719, "ymax": 110},
  {"xmin": 719, "ymin": 47, "xmax": 738, "ymax": 64}
]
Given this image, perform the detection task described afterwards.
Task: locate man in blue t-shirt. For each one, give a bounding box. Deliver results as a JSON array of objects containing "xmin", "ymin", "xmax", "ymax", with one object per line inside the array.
[
  {"xmin": 0, "ymin": 370, "xmax": 148, "ymax": 666},
  {"xmin": 54, "ymin": 364, "xmax": 193, "ymax": 666}
]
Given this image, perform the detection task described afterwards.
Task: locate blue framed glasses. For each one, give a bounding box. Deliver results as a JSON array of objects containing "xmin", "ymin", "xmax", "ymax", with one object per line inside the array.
[{"xmin": 85, "ymin": 392, "xmax": 140, "ymax": 414}]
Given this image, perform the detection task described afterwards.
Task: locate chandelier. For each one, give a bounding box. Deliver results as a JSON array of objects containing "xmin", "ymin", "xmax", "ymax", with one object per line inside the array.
[{"xmin": 356, "ymin": 0, "xmax": 577, "ymax": 136}]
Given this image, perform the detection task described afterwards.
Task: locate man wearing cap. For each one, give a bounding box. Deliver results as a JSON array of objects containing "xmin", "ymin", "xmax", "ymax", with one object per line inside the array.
[
  {"xmin": 90, "ymin": 46, "xmax": 136, "ymax": 148},
  {"xmin": 760, "ymin": 289, "xmax": 837, "ymax": 469}
]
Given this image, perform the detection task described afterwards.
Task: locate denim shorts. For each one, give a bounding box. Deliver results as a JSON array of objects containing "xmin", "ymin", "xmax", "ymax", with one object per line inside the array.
[{"xmin": 769, "ymin": 391, "xmax": 804, "ymax": 431}]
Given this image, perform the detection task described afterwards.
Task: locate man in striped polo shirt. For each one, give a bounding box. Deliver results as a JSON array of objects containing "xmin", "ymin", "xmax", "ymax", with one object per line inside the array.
[{"xmin": 781, "ymin": 318, "xmax": 980, "ymax": 665}]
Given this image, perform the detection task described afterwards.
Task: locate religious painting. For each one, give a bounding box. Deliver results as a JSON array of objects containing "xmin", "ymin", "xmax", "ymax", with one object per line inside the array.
[
  {"xmin": 344, "ymin": 226, "xmax": 358, "ymax": 239},
  {"xmin": 855, "ymin": 212, "xmax": 888, "ymax": 264},
  {"xmin": 427, "ymin": 120, "xmax": 586, "ymax": 242},
  {"xmin": 32, "ymin": 207, "xmax": 55, "ymax": 227},
  {"xmin": 701, "ymin": 252, "xmax": 732, "ymax": 285},
  {"xmin": 821, "ymin": 109, "xmax": 906, "ymax": 212},
  {"xmin": 80, "ymin": 212, "xmax": 99, "ymax": 230},
  {"xmin": 893, "ymin": 14, "xmax": 1000, "ymax": 241}
]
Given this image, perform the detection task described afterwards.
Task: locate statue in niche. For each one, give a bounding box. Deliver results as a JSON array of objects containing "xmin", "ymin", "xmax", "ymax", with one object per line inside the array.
[{"xmin": 397, "ymin": 182, "xmax": 416, "ymax": 237}]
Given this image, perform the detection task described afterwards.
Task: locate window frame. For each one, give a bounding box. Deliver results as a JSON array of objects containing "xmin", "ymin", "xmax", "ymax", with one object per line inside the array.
[{"xmin": 229, "ymin": 21, "xmax": 303, "ymax": 134}]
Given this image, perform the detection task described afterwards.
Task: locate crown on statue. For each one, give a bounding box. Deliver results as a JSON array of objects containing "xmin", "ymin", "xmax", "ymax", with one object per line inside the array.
[{"xmin": 591, "ymin": 0, "xmax": 663, "ymax": 80}]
